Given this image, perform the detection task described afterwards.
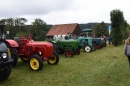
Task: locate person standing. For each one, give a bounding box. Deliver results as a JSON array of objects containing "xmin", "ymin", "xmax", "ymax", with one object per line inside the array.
[
  {"xmin": 124, "ymin": 35, "xmax": 130, "ymax": 68},
  {"xmin": 108, "ymin": 36, "xmax": 112, "ymax": 45}
]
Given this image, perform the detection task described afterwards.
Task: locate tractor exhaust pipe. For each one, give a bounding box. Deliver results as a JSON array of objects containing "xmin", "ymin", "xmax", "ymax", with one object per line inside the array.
[{"xmin": 0, "ymin": 24, "xmax": 5, "ymax": 33}]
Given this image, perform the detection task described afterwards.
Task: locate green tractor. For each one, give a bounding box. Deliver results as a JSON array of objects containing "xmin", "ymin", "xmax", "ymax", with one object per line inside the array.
[
  {"xmin": 77, "ymin": 37, "xmax": 96, "ymax": 52},
  {"xmin": 0, "ymin": 24, "xmax": 14, "ymax": 81},
  {"xmin": 49, "ymin": 39, "xmax": 80, "ymax": 57}
]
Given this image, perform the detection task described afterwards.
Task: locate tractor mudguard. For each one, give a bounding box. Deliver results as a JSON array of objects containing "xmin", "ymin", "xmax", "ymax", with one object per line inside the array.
[{"xmin": 5, "ymin": 39, "xmax": 19, "ymax": 47}]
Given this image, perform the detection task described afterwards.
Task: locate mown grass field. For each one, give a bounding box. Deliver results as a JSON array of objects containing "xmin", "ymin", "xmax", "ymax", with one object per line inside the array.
[{"xmin": 0, "ymin": 44, "xmax": 130, "ymax": 86}]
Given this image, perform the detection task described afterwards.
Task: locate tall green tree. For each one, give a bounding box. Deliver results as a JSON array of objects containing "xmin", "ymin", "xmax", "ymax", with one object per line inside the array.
[
  {"xmin": 124, "ymin": 20, "xmax": 129, "ymax": 39},
  {"xmin": 92, "ymin": 21, "xmax": 108, "ymax": 37},
  {"xmin": 110, "ymin": 9, "xmax": 125, "ymax": 46}
]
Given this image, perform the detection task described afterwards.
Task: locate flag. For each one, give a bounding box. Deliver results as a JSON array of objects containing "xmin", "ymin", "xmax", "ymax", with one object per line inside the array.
[{"xmin": 108, "ymin": 25, "xmax": 111, "ymax": 35}]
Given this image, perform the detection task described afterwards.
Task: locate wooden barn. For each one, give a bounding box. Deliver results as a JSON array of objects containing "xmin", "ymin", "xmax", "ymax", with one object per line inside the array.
[{"xmin": 46, "ymin": 23, "xmax": 81, "ymax": 39}]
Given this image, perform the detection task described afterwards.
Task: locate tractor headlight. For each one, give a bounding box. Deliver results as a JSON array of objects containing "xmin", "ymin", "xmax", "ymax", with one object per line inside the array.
[
  {"xmin": 39, "ymin": 52, "xmax": 42, "ymax": 55},
  {"xmin": 2, "ymin": 53, "xmax": 7, "ymax": 58}
]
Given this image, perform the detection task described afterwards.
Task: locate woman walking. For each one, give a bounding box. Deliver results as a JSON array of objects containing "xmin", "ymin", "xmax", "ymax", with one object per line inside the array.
[{"xmin": 124, "ymin": 35, "xmax": 130, "ymax": 67}]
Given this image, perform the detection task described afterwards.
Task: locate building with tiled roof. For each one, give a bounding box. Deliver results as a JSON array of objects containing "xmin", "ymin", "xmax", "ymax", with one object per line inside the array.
[{"xmin": 46, "ymin": 23, "xmax": 81, "ymax": 38}]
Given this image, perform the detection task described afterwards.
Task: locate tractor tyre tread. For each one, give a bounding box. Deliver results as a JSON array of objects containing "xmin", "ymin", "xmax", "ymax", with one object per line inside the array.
[
  {"xmin": 0, "ymin": 67, "xmax": 11, "ymax": 81},
  {"xmin": 10, "ymin": 48, "xmax": 18, "ymax": 67},
  {"xmin": 29, "ymin": 55, "xmax": 43, "ymax": 71},
  {"xmin": 65, "ymin": 49, "xmax": 73, "ymax": 57},
  {"xmin": 47, "ymin": 51, "xmax": 59, "ymax": 65}
]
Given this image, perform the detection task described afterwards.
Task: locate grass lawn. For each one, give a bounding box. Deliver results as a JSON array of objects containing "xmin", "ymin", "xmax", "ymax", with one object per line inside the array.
[{"xmin": 0, "ymin": 44, "xmax": 130, "ymax": 86}]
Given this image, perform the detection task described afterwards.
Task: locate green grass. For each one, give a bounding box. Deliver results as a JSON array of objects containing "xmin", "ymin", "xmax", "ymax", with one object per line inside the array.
[{"xmin": 1, "ymin": 44, "xmax": 130, "ymax": 86}]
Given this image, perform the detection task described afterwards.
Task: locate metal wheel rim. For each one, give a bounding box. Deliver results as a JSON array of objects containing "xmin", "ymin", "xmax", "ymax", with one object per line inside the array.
[
  {"xmin": 66, "ymin": 51, "xmax": 72, "ymax": 57},
  {"xmin": 48, "ymin": 54, "xmax": 56, "ymax": 64},
  {"xmin": 30, "ymin": 58, "xmax": 39, "ymax": 70},
  {"xmin": 85, "ymin": 46, "xmax": 91, "ymax": 52}
]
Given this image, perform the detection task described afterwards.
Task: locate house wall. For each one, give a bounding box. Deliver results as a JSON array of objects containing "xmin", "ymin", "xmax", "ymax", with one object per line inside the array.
[{"xmin": 73, "ymin": 25, "xmax": 81, "ymax": 36}]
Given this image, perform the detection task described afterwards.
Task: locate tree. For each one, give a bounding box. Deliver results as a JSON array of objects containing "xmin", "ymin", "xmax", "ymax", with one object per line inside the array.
[
  {"xmin": 0, "ymin": 19, "xmax": 7, "ymax": 24},
  {"xmin": 14, "ymin": 17, "xmax": 27, "ymax": 26},
  {"xmin": 14, "ymin": 18, "xmax": 28, "ymax": 37},
  {"xmin": 5, "ymin": 18, "xmax": 15, "ymax": 25},
  {"xmin": 0, "ymin": 18, "xmax": 15, "ymax": 39},
  {"xmin": 29, "ymin": 18, "xmax": 48, "ymax": 41},
  {"xmin": 124, "ymin": 20, "xmax": 129, "ymax": 39},
  {"xmin": 0, "ymin": 18, "xmax": 28, "ymax": 39},
  {"xmin": 92, "ymin": 21, "xmax": 108, "ymax": 37},
  {"xmin": 110, "ymin": 9, "xmax": 125, "ymax": 46}
]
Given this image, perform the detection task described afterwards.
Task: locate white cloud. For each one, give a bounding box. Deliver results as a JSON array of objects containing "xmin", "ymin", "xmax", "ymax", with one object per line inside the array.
[{"xmin": 0, "ymin": 0, "xmax": 130, "ymax": 25}]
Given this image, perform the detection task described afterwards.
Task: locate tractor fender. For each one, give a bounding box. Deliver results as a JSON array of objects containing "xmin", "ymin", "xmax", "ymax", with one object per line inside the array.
[{"xmin": 5, "ymin": 39, "xmax": 19, "ymax": 47}]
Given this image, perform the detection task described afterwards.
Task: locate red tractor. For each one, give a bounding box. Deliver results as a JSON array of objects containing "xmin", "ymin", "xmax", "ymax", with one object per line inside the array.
[{"xmin": 5, "ymin": 34, "xmax": 59, "ymax": 71}]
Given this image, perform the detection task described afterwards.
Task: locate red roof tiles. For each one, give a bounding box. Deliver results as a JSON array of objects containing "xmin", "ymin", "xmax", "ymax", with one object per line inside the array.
[{"xmin": 46, "ymin": 23, "xmax": 81, "ymax": 36}]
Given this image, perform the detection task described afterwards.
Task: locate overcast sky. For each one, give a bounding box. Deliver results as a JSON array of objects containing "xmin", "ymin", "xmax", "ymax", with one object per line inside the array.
[{"xmin": 0, "ymin": 0, "xmax": 130, "ymax": 25}]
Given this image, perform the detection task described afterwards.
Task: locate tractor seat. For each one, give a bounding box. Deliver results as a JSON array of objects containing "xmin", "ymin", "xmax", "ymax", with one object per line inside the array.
[{"xmin": 14, "ymin": 37, "xmax": 20, "ymax": 44}]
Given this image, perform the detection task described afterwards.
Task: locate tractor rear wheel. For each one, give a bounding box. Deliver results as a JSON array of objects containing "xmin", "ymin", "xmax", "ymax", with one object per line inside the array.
[
  {"xmin": 103, "ymin": 42, "xmax": 106, "ymax": 47},
  {"xmin": 10, "ymin": 48, "xmax": 18, "ymax": 67},
  {"xmin": 5, "ymin": 42, "xmax": 18, "ymax": 67},
  {"xmin": 75, "ymin": 49, "xmax": 80, "ymax": 55},
  {"xmin": 0, "ymin": 67, "xmax": 11, "ymax": 81},
  {"xmin": 29, "ymin": 55, "xmax": 43, "ymax": 71},
  {"xmin": 84, "ymin": 45, "xmax": 92, "ymax": 53},
  {"xmin": 58, "ymin": 49, "xmax": 64, "ymax": 54},
  {"xmin": 92, "ymin": 44, "xmax": 96, "ymax": 51},
  {"xmin": 47, "ymin": 52, "xmax": 59, "ymax": 65},
  {"xmin": 53, "ymin": 44, "xmax": 58, "ymax": 52},
  {"xmin": 65, "ymin": 49, "xmax": 73, "ymax": 57},
  {"xmin": 48, "ymin": 41, "xmax": 58, "ymax": 52}
]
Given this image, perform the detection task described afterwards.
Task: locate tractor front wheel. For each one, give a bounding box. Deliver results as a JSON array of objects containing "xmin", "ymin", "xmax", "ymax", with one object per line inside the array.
[
  {"xmin": 84, "ymin": 45, "xmax": 92, "ymax": 53},
  {"xmin": 47, "ymin": 52, "xmax": 59, "ymax": 65},
  {"xmin": 29, "ymin": 55, "xmax": 43, "ymax": 71},
  {"xmin": 65, "ymin": 49, "xmax": 73, "ymax": 57},
  {"xmin": 0, "ymin": 67, "xmax": 11, "ymax": 81}
]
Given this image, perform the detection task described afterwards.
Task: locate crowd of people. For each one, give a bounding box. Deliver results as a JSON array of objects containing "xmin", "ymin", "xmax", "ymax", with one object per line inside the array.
[
  {"xmin": 46, "ymin": 34, "xmax": 78, "ymax": 41},
  {"xmin": 100, "ymin": 35, "xmax": 112, "ymax": 45}
]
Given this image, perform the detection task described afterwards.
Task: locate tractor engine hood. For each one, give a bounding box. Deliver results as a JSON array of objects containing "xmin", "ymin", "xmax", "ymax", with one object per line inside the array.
[
  {"xmin": 27, "ymin": 42, "xmax": 54, "ymax": 51},
  {"xmin": 27, "ymin": 41, "xmax": 53, "ymax": 46},
  {"xmin": 26, "ymin": 41, "xmax": 54, "ymax": 57}
]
